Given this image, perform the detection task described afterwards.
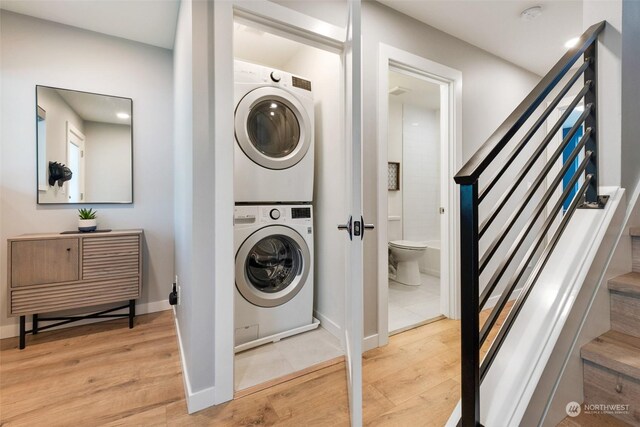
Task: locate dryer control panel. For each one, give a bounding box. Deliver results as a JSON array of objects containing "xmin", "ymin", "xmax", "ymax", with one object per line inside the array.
[{"xmin": 234, "ymin": 205, "xmax": 313, "ymax": 226}]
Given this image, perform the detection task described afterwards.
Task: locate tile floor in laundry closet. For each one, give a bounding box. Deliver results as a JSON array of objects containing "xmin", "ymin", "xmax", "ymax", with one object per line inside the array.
[
  {"xmin": 234, "ymin": 326, "xmax": 344, "ymax": 391},
  {"xmin": 389, "ymin": 272, "xmax": 442, "ymax": 334}
]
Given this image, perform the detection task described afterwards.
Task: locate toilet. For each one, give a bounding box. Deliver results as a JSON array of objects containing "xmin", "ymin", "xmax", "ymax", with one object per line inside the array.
[{"xmin": 389, "ymin": 240, "xmax": 429, "ymax": 286}]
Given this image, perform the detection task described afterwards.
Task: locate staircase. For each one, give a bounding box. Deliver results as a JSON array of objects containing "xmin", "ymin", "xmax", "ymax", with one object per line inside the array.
[{"xmin": 578, "ymin": 228, "xmax": 640, "ymax": 426}]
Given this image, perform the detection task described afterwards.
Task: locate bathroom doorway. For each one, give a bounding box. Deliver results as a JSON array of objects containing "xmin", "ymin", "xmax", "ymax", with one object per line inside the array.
[
  {"xmin": 376, "ymin": 46, "xmax": 462, "ymax": 344},
  {"xmin": 386, "ymin": 70, "xmax": 444, "ymax": 334}
]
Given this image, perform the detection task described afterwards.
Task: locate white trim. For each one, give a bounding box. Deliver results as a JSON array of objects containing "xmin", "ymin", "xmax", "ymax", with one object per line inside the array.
[
  {"xmin": 377, "ymin": 44, "xmax": 463, "ymax": 349},
  {"xmin": 314, "ymin": 310, "xmax": 342, "ymax": 340},
  {"xmin": 0, "ymin": 299, "xmax": 170, "ymax": 339},
  {"xmin": 363, "ymin": 334, "xmax": 379, "ymax": 352},
  {"xmin": 233, "ymin": 0, "xmax": 346, "ymax": 52},
  {"xmin": 213, "ymin": 0, "xmax": 236, "ymax": 406},
  {"xmin": 173, "ymin": 307, "xmax": 216, "ymax": 414}
]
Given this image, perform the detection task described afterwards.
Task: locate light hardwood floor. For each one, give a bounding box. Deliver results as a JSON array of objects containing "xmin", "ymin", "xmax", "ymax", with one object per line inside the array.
[{"xmin": 1, "ymin": 303, "xmax": 525, "ymax": 426}]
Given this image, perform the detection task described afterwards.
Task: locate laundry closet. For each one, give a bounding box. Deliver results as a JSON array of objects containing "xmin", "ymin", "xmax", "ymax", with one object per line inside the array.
[{"xmin": 231, "ymin": 19, "xmax": 348, "ymax": 392}]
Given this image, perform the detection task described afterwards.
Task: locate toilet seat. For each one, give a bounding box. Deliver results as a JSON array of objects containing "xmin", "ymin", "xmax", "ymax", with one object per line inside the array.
[{"xmin": 389, "ymin": 240, "xmax": 429, "ymax": 250}]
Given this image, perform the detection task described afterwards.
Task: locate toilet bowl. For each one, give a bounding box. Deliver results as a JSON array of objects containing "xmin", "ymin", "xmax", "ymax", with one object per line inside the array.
[{"xmin": 389, "ymin": 240, "xmax": 429, "ymax": 286}]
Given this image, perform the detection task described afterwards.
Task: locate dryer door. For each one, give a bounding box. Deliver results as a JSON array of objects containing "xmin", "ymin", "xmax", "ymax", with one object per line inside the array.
[
  {"xmin": 235, "ymin": 87, "xmax": 311, "ymax": 170},
  {"xmin": 236, "ymin": 225, "xmax": 310, "ymax": 307}
]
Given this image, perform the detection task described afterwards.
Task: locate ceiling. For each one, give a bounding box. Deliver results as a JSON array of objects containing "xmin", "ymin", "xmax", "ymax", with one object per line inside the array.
[
  {"xmin": 389, "ymin": 70, "xmax": 441, "ymax": 110},
  {"xmin": 54, "ymin": 88, "xmax": 132, "ymax": 125},
  {"xmin": 0, "ymin": 0, "xmax": 582, "ymax": 74},
  {"xmin": 234, "ymin": 23, "xmax": 306, "ymax": 70},
  {"xmin": 0, "ymin": 0, "xmax": 179, "ymax": 49},
  {"xmin": 378, "ymin": 0, "xmax": 583, "ymax": 76}
]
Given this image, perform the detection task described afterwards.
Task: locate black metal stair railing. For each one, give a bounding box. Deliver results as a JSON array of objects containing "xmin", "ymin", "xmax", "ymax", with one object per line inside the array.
[{"xmin": 454, "ymin": 21, "xmax": 607, "ymax": 426}]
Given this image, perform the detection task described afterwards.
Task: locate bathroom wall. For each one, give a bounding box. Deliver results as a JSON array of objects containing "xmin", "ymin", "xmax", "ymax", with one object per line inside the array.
[
  {"xmin": 402, "ymin": 105, "xmax": 440, "ymax": 243},
  {"xmin": 0, "ymin": 10, "xmax": 174, "ymax": 337},
  {"xmin": 387, "ymin": 97, "xmax": 403, "ymax": 242}
]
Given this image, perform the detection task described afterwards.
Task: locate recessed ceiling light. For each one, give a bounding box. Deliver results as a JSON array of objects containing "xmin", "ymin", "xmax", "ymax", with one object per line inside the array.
[
  {"xmin": 521, "ymin": 6, "xmax": 543, "ymax": 21},
  {"xmin": 116, "ymin": 112, "xmax": 130, "ymax": 119},
  {"xmin": 565, "ymin": 37, "xmax": 580, "ymax": 48}
]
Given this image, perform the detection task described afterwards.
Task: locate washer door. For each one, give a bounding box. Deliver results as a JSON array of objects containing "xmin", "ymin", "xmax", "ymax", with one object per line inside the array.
[
  {"xmin": 236, "ymin": 225, "xmax": 310, "ymax": 308},
  {"xmin": 235, "ymin": 87, "xmax": 311, "ymax": 170}
]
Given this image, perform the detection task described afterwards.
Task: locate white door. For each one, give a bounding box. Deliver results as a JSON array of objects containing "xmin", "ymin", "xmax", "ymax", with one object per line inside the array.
[
  {"xmin": 67, "ymin": 123, "xmax": 85, "ymax": 202},
  {"xmin": 339, "ymin": 1, "xmax": 365, "ymax": 425}
]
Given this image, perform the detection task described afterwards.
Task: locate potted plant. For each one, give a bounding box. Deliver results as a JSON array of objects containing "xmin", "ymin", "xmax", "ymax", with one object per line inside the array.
[{"xmin": 78, "ymin": 208, "xmax": 98, "ymax": 232}]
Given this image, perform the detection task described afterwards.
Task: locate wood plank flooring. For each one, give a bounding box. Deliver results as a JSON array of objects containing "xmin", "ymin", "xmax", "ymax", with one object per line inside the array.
[{"xmin": 1, "ymin": 303, "xmax": 517, "ymax": 426}]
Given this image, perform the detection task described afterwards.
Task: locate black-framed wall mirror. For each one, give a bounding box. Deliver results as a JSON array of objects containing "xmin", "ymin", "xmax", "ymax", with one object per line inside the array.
[{"xmin": 36, "ymin": 85, "xmax": 133, "ymax": 204}]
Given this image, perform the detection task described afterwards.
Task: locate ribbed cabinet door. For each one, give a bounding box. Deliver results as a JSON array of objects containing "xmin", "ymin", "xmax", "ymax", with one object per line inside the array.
[{"xmin": 82, "ymin": 235, "xmax": 140, "ymax": 280}]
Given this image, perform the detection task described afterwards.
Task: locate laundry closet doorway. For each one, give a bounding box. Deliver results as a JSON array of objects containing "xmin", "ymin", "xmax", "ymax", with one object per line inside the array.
[
  {"xmin": 376, "ymin": 45, "xmax": 462, "ymax": 345},
  {"xmin": 217, "ymin": 2, "xmax": 367, "ymax": 424}
]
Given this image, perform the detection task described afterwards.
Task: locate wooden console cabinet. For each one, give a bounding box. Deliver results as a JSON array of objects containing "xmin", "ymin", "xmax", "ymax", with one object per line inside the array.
[{"xmin": 7, "ymin": 229, "xmax": 143, "ymax": 348}]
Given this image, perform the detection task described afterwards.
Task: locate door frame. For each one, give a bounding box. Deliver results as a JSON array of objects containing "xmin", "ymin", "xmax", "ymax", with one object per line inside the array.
[
  {"xmin": 376, "ymin": 44, "xmax": 463, "ymax": 346},
  {"xmin": 212, "ymin": 0, "xmax": 353, "ymax": 407},
  {"xmin": 66, "ymin": 121, "xmax": 85, "ymax": 201}
]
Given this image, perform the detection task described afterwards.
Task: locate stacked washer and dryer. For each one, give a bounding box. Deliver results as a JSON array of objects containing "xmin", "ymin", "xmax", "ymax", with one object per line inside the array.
[{"xmin": 233, "ymin": 60, "xmax": 318, "ymax": 352}]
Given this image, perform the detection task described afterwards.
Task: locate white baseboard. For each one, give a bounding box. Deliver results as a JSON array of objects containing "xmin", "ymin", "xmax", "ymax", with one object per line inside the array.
[
  {"xmin": 172, "ymin": 307, "xmax": 216, "ymax": 414},
  {"xmin": 313, "ymin": 310, "xmax": 342, "ymax": 340},
  {"xmin": 363, "ymin": 334, "xmax": 378, "ymax": 352},
  {"xmin": 0, "ymin": 299, "xmax": 171, "ymax": 339}
]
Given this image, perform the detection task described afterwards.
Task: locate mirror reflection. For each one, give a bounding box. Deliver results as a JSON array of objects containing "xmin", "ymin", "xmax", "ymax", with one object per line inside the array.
[{"xmin": 36, "ymin": 86, "xmax": 133, "ymax": 204}]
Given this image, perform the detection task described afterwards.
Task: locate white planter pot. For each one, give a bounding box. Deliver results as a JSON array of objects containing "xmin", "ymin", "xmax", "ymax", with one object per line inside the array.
[{"xmin": 78, "ymin": 218, "xmax": 97, "ymax": 232}]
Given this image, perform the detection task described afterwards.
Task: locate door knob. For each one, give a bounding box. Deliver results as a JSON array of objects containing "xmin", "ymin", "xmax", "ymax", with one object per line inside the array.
[
  {"xmin": 337, "ymin": 216, "xmax": 353, "ymax": 240},
  {"xmin": 360, "ymin": 216, "xmax": 374, "ymax": 240}
]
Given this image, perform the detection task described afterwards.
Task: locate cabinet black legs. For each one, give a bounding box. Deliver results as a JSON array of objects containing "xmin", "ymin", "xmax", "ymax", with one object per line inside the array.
[
  {"xmin": 19, "ymin": 316, "xmax": 26, "ymax": 350},
  {"xmin": 17, "ymin": 300, "xmax": 136, "ymax": 350},
  {"xmin": 129, "ymin": 299, "xmax": 135, "ymax": 329}
]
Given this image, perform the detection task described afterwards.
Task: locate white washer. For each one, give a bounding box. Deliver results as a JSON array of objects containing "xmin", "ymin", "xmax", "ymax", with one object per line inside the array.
[
  {"xmin": 234, "ymin": 204, "xmax": 316, "ymax": 351},
  {"xmin": 234, "ymin": 60, "xmax": 314, "ymax": 203}
]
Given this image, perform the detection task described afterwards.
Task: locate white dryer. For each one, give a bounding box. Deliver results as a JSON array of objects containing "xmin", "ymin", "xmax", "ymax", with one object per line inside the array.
[
  {"xmin": 234, "ymin": 60, "xmax": 314, "ymax": 203},
  {"xmin": 234, "ymin": 204, "xmax": 317, "ymax": 352}
]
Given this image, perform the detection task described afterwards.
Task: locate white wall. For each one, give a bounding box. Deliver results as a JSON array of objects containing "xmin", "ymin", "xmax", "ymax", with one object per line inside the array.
[
  {"xmin": 362, "ymin": 1, "xmax": 542, "ymax": 336},
  {"xmin": 0, "ymin": 11, "xmax": 174, "ymax": 338},
  {"xmin": 173, "ymin": 0, "xmax": 219, "ymax": 408},
  {"xmin": 583, "ymin": 0, "xmax": 622, "ymax": 189},
  {"xmin": 621, "ymin": 0, "xmax": 640, "ymax": 191},
  {"xmin": 83, "ymin": 122, "xmax": 132, "ymax": 202},
  {"xmin": 37, "ymin": 87, "xmax": 84, "ymax": 203},
  {"xmin": 282, "ymin": 44, "xmax": 345, "ymax": 341},
  {"xmin": 402, "ymin": 105, "xmax": 440, "ymax": 243}
]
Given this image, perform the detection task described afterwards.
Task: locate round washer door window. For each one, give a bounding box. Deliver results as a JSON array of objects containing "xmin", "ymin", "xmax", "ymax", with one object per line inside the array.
[
  {"xmin": 236, "ymin": 225, "xmax": 310, "ymax": 307},
  {"xmin": 247, "ymin": 100, "xmax": 300, "ymax": 158},
  {"xmin": 235, "ymin": 87, "xmax": 311, "ymax": 170}
]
